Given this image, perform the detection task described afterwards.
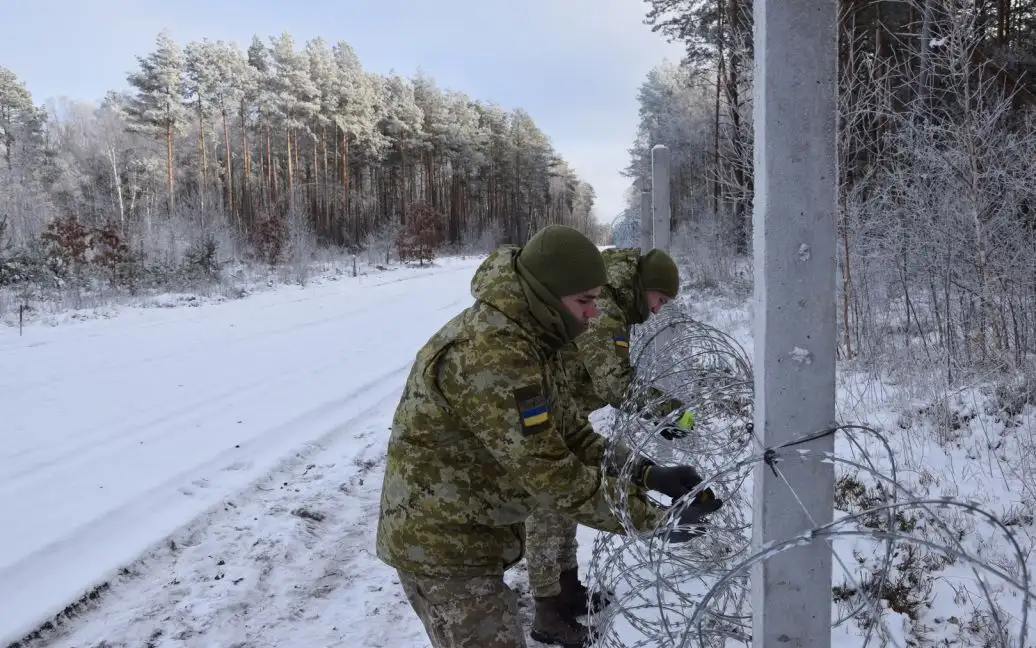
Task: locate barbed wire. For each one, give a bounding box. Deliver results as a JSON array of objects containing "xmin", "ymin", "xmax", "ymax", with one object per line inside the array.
[{"xmin": 587, "ymin": 307, "xmax": 1036, "ymax": 647}]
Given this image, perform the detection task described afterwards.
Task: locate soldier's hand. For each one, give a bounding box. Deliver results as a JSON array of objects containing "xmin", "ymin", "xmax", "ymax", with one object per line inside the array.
[
  {"xmin": 658, "ymin": 396, "xmax": 685, "ymax": 417},
  {"xmin": 638, "ymin": 393, "xmax": 684, "ymax": 421},
  {"xmin": 666, "ymin": 493, "xmax": 724, "ymax": 543},
  {"xmin": 641, "ymin": 464, "xmax": 703, "ymax": 500}
]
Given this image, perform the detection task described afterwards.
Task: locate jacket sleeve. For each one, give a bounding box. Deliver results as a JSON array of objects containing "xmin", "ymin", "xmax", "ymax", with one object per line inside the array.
[
  {"xmin": 559, "ymin": 343, "xmax": 608, "ymax": 422},
  {"xmin": 438, "ymin": 336, "xmax": 662, "ymax": 534},
  {"xmin": 562, "ymin": 417, "xmax": 640, "ymax": 477},
  {"xmin": 576, "ymin": 305, "xmax": 635, "ymax": 409},
  {"xmin": 557, "ymin": 344, "xmax": 642, "ymax": 478}
]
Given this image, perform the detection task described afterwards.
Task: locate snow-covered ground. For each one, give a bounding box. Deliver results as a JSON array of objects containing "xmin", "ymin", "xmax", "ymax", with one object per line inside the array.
[
  {"xmin": 1, "ymin": 257, "xmax": 483, "ymax": 647},
  {"xmin": 667, "ymin": 291, "xmax": 1036, "ymax": 647},
  {"xmin": 3, "ymin": 254, "xmax": 1034, "ymax": 647}
]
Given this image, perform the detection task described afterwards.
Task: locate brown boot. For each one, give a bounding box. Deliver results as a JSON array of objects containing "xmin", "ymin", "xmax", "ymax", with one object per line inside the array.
[
  {"xmin": 530, "ymin": 595, "xmax": 594, "ymax": 647},
  {"xmin": 559, "ymin": 567, "xmax": 614, "ymax": 617}
]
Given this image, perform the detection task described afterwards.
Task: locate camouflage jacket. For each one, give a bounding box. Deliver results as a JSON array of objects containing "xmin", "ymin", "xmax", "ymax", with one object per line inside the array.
[
  {"xmin": 564, "ymin": 248, "xmax": 647, "ymax": 421},
  {"xmin": 376, "ymin": 246, "xmax": 663, "ymax": 579}
]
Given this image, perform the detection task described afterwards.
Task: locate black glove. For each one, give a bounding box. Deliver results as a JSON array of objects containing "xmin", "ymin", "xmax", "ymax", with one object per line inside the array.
[
  {"xmin": 667, "ymin": 491, "xmax": 724, "ymax": 543},
  {"xmin": 659, "ymin": 426, "xmax": 689, "ymax": 440},
  {"xmin": 641, "ymin": 464, "xmax": 703, "ymax": 500}
]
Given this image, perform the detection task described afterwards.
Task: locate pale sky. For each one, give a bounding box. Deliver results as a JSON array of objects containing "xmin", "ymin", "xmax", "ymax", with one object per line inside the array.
[{"xmin": 0, "ymin": 0, "xmax": 683, "ymax": 224}]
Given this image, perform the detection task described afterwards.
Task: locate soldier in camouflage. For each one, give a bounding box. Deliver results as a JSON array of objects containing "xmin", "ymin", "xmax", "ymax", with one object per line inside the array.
[
  {"xmin": 564, "ymin": 246, "xmax": 683, "ymax": 421},
  {"xmin": 376, "ymin": 226, "xmax": 718, "ymax": 648},
  {"xmin": 523, "ymin": 247, "xmax": 689, "ymax": 643}
]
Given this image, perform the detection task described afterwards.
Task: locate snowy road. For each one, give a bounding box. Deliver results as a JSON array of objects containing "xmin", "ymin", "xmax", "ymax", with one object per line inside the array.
[
  {"xmin": 0, "ymin": 259, "xmax": 481, "ymax": 646},
  {"xmin": 5, "ymin": 255, "xmax": 1026, "ymax": 648}
]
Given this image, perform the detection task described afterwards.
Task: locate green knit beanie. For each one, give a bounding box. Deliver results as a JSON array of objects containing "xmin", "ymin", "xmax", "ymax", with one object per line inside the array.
[
  {"xmin": 638, "ymin": 249, "xmax": 680, "ymax": 299},
  {"xmin": 517, "ymin": 225, "xmax": 607, "ymax": 298}
]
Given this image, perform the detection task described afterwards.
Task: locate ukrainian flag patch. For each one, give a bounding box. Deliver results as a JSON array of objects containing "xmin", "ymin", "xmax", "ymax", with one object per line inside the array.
[
  {"xmin": 513, "ymin": 384, "xmax": 551, "ymax": 434},
  {"xmin": 521, "ymin": 403, "xmax": 549, "ymax": 427},
  {"xmin": 613, "ymin": 336, "xmax": 629, "ymax": 348}
]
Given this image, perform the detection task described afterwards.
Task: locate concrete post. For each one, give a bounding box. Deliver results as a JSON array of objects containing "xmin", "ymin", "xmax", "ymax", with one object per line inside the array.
[
  {"xmin": 650, "ymin": 145, "xmax": 671, "ymax": 252},
  {"xmin": 640, "ymin": 190, "xmax": 652, "ymax": 254},
  {"xmin": 750, "ymin": 1, "xmax": 838, "ymax": 647},
  {"xmin": 649, "ymin": 145, "xmax": 676, "ymax": 433}
]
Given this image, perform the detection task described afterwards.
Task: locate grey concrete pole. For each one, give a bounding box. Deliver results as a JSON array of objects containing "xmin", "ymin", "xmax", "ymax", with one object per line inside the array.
[
  {"xmin": 640, "ymin": 190, "xmax": 652, "ymax": 254},
  {"xmin": 750, "ymin": 1, "xmax": 838, "ymax": 646},
  {"xmin": 650, "ymin": 145, "xmax": 671, "ymax": 252},
  {"xmin": 650, "ymin": 145, "xmax": 677, "ymax": 445}
]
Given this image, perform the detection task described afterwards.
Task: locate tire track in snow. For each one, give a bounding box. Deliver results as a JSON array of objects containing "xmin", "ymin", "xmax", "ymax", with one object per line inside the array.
[
  {"xmin": 4, "ymin": 366, "xmax": 411, "ymax": 648},
  {"xmin": 17, "ymin": 401, "xmax": 561, "ymax": 648},
  {"xmin": 0, "ymin": 288, "xmax": 469, "ymax": 485},
  {"xmin": 30, "ymin": 421, "xmax": 416, "ymax": 648},
  {"xmin": 0, "ymin": 298, "xmax": 454, "ymax": 487}
]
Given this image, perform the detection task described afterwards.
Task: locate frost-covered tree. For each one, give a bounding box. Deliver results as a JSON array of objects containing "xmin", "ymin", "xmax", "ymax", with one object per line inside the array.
[
  {"xmin": 0, "ymin": 65, "xmax": 39, "ymax": 171},
  {"xmin": 632, "ymin": 0, "xmax": 1036, "ymax": 371},
  {"xmin": 625, "ymin": 60, "xmax": 720, "ymax": 241},
  {"xmin": 126, "ymin": 30, "xmax": 188, "ymax": 214},
  {"xmin": 0, "ymin": 28, "xmax": 603, "ymax": 293},
  {"xmin": 268, "ymin": 32, "xmax": 320, "ymax": 193}
]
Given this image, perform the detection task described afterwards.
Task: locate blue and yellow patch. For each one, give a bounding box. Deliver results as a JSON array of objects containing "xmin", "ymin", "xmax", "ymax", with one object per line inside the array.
[
  {"xmin": 520, "ymin": 403, "xmax": 549, "ymax": 427},
  {"xmin": 513, "ymin": 384, "xmax": 551, "ymax": 435},
  {"xmin": 613, "ymin": 336, "xmax": 629, "ymax": 348}
]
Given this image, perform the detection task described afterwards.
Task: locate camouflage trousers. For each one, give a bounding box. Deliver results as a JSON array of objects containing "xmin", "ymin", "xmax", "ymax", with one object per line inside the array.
[
  {"xmin": 397, "ymin": 570, "xmax": 528, "ymax": 648},
  {"xmin": 524, "ymin": 507, "xmax": 579, "ymax": 598}
]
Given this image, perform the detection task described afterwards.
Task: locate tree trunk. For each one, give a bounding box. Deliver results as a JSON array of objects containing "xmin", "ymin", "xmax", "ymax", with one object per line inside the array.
[
  {"xmin": 286, "ymin": 128, "xmax": 294, "ymax": 193},
  {"xmin": 919, "ymin": 0, "xmax": 934, "ymax": 108},
  {"xmin": 341, "ymin": 129, "xmax": 352, "ymax": 241},
  {"xmin": 166, "ymin": 119, "xmax": 175, "ymax": 215},
  {"xmin": 322, "ymin": 124, "xmax": 330, "ymax": 239},
  {"xmin": 222, "ymin": 108, "xmax": 234, "ymax": 221},
  {"xmin": 197, "ymin": 99, "xmax": 207, "ymax": 215},
  {"xmin": 108, "ymin": 144, "xmax": 125, "ymax": 228}
]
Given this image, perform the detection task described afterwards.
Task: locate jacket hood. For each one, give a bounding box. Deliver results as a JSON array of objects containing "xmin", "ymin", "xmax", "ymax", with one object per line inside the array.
[{"xmin": 470, "ymin": 246, "xmax": 575, "ymax": 349}]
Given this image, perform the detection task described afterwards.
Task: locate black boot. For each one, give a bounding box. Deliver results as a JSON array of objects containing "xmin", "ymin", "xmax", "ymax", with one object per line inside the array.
[
  {"xmin": 559, "ymin": 567, "xmax": 614, "ymax": 617},
  {"xmin": 530, "ymin": 595, "xmax": 594, "ymax": 647}
]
